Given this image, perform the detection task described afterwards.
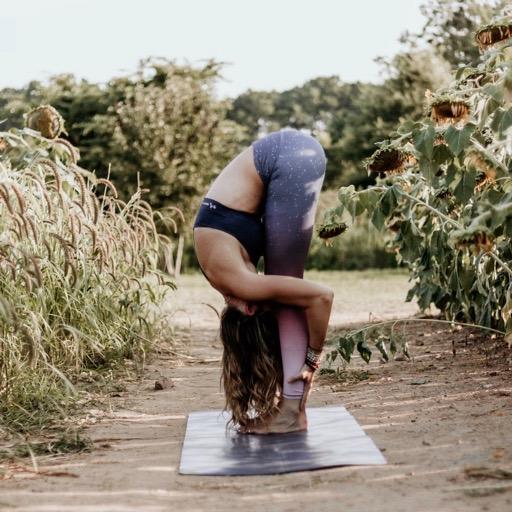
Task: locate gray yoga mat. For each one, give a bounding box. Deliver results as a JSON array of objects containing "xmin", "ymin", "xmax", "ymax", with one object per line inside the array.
[{"xmin": 179, "ymin": 405, "xmax": 387, "ymax": 476}]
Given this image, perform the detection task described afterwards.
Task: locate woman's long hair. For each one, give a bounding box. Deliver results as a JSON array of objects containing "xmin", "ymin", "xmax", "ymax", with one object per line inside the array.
[{"xmin": 219, "ymin": 304, "xmax": 283, "ymax": 431}]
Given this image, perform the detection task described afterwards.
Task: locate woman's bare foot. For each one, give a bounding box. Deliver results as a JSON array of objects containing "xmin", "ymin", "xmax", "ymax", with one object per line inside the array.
[
  {"xmin": 238, "ymin": 397, "xmax": 307, "ymax": 434},
  {"xmin": 237, "ymin": 393, "xmax": 281, "ymax": 432},
  {"xmin": 238, "ymin": 411, "xmax": 275, "ymax": 432},
  {"xmin": 239, "ymin": 405, "xmax": 280, "ymax": 431}
]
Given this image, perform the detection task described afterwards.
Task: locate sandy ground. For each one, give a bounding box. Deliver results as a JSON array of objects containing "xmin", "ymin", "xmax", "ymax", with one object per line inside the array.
[{"xmin": 1, "ymin": 269, "xmax": 512, "ymax": 512}]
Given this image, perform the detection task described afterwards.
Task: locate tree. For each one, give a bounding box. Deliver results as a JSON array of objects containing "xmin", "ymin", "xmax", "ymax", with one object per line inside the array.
[
  {"xmin": 226, "ymin": 89, "xmax": 279, "ymax": 143},
  {"xmin": 401, "ymin": 0, "xmax": 508, "ymax": 68},
  {"xmin": 103, "ymin": 58, "xmax": 245, "ymax": 219}
]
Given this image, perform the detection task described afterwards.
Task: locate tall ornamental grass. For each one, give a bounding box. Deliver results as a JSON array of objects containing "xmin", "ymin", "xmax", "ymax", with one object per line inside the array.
[{"xmin": 0, "ymin": 106, "xmax": 176, "ymax": 433}]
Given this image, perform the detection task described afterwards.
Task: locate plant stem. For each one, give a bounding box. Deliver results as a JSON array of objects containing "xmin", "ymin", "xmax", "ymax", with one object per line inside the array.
[
  {"xmin": 485, "ymin": 250, "xmax": 512, "ymax": 278},
  {"xmin": 470, "ymin": 138, "xmax": 509, "ymax": 173},
  {"xmin": 372, "ymin": 185, "xmax": 461, "ymax": 228},
  {"xmin": 336, "ymin": 316, "xmax": 505, "ymax": 339}
]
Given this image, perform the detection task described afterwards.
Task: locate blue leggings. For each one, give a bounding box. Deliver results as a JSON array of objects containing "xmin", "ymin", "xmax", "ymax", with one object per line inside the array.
[{"xmin": 252, "ymin": 128, "xmax": 327, "ymax": 398}]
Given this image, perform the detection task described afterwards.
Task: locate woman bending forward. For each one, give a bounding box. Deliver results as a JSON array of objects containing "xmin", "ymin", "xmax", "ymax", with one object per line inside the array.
[{"xmin": 193, "ymin": 128, "xmax": 333, "ymax": 434}]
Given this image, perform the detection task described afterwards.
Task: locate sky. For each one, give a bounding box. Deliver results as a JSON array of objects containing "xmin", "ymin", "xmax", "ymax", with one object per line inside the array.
[{"xmin": 1, "ymin": 0, "xmax": 427, "ymax": 100}]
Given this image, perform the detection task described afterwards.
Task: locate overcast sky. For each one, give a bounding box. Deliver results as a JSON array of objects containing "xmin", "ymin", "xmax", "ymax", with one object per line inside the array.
[{"xmin": 1, "ymin": 0, "xmax": 426, "ymax": 99}]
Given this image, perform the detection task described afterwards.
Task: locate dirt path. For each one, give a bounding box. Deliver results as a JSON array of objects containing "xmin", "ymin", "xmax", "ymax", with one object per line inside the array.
[{"xmin": 1, "ymin": 270, "xmax": 512, "ymax": 512}]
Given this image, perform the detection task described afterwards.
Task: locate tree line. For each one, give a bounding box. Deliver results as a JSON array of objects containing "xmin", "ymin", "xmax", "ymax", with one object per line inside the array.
[{"xmin": 0, "ymin": 0, "xmax": 505, "ymax": 271}]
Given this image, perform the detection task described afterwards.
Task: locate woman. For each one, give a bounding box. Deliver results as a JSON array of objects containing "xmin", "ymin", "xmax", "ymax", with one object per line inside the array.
[{"xmin": 193, "ymin": 128, "xmax": 333, "ymax": 434}]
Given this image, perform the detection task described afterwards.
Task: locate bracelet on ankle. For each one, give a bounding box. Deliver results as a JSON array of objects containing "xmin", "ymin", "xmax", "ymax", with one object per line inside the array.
[{"xmin": 305, "ymin": 345, "xmax": 322, "ymax": 371}]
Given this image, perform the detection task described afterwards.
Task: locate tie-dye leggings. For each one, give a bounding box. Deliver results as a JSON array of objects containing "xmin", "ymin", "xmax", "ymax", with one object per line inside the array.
[{"xmin": 252, "ymin": 128, "xmax": 327, "ymax": 399}]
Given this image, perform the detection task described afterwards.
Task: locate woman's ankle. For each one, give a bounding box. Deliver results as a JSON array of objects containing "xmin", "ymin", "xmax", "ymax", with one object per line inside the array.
[
  {"xmin": 239, "ymin": 398, "xmax": 307, "ymax": 434},
  {"xmin": 279, "ymin": 396, "xmax": 302, "ymax": 411}
]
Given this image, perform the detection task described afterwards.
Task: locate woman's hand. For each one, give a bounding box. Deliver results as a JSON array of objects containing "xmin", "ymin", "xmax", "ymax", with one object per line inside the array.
[
  {"xmin": 287, "ymin": 363, "xmax": 316, "ymax": 412},
  {"xmin": 224, "ymin": 294, "xmax": 258, "ymax": 316}
]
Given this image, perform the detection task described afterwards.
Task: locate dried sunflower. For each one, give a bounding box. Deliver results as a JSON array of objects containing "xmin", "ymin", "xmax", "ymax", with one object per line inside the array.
[
  {"xmin": 435, "ymin": 188, "xmax": 453, "ymax": 200},
  {"xmin": 430, "ymin": 100, "xmax": 470, "ymax": 124},
  {"xmin": 464, "ymin": 149, "xmax": 497, "ymax": 192},
  {"xmin": 475, "ymin": 20, "xmax": 512, "ymax": 51},
  {"xmin": 317, "ymin": 221, "xmax": 347, "ymax": 240},
  {"xmin": 385, "ymin": 217, "xmax": 402, "ymax": 233},
  {"xmin": 364, "ymin": 147, "xmax": 416, "ymax": 176},
  {"xmin": 425, "ymin": 89, "xmax": 471, "ymax": 125},
  {"xmin": 26, "ymin": 105, "xmax": 65, "ymax": 139},
  {"xmin": 453, "ymin": 230, "xmax": 494, "ymax": 255}
]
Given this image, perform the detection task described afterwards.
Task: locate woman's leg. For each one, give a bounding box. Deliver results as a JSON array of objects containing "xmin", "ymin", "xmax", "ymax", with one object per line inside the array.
[{"xmin": 262, "ymin": 130, "xmax": 327, "ymax": 399}]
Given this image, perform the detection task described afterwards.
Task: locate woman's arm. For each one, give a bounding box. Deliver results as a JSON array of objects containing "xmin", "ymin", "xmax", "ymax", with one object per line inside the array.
[{"xmin": 221, "ymin": 271, "xmax": 334, "ymax": 351}]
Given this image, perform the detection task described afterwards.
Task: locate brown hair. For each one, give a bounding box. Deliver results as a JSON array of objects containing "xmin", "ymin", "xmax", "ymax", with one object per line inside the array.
[{"xmin": 219, "ymin": 304, "xmax": 282, "ymax": 431}]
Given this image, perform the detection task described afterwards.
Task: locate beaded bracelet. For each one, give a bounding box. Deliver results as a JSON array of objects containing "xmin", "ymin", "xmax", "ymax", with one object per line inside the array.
[{"xmin": 305, "ymin": 345, "xmax": 322, "ymax": 371}]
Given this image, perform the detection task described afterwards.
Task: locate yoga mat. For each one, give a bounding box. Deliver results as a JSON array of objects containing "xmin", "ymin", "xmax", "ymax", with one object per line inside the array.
[{"xmin": 179, "ymin": 405, "xmax": 387, "ymax": 476}]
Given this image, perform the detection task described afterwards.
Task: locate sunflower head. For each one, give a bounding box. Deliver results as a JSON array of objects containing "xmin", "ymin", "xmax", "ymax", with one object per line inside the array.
[
  {"xmin": 317, "ymin": 221, "xmax": 348, "ymax": 241},
  {"xmin": 475, "ymin": 19, "xmax": 512, "ymax": 51},
  {"xmin": 25, "ymin": 105, "xmax": 65, "ymax": 139},
  {"xmin": 364, "ymin": 147, "xmax": 416, "ymax": 177},
  {"xmin": 453, "ymin": 229, "xmax": 494, "ymax": 255},
  {"xmin": 430, "ymin": 100, "xmax": 470, "ymax": 124}
]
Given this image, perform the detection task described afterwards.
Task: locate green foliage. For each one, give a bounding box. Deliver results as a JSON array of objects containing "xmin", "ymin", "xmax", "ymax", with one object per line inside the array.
[
  {"xmin": 1, "ymin": 0, "xmax": 483, "ymax": 217},
  {"xmin": 323, "ymin": 11, "xmax": 512, "ymax": 363},
  {"xmin": 226, "ymin": 76, "xmax": 438, "ymax": 190},
  {"xmin": 92, "ymin": 59, "xmax": 246, "ymax": 219},
  {"xmin": 325, "ymin": 322, "xmax": 406, "ymax": 367},
  {"xmin": 0, "ymin": 59, "xmax": 246, "ymax": 218},
  {"xmin": 226, "ymin": 76, "xmax": 346, "ymax": 140},
  {"xmin": 402, "ymin": 0, "xmax": 508, "ymax": 67}
]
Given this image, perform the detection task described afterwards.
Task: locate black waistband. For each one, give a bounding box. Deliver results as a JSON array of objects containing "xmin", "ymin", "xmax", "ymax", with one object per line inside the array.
[{"xmin": 201, "ymin": 197, "xmax": 263, "ymax": 220}]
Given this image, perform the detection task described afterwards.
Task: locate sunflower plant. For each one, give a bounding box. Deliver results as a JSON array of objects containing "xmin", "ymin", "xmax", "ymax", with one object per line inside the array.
[{"xmin": 318, "ymin": 13, "xmax": 512, "ymax": 366}]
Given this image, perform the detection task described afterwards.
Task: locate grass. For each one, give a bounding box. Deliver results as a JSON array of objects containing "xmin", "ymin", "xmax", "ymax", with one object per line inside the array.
[
  {"xmin": 0, "ymin": 113, "xmax": 177, "ymax": 437},
  {"xmin": 170, "ymin": 267, "xmax": 420, "ymax": 331},
  {"xmin": 0, "ymin": 431, "xmax": 93, "ymax": 460}
]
